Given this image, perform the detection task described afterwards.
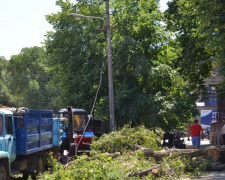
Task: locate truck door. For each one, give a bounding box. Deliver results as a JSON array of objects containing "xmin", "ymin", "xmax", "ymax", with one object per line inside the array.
[
  {"xmin": 0, "ymin": 114, "xmax": 6, "ymax": 152},
  {"xmin": 5, "ymin": 115, "xmax": 16, "ymax": 163},
  {"xmin": 0, "ymin": 114, "xmax": 3, "ymax": 149}
]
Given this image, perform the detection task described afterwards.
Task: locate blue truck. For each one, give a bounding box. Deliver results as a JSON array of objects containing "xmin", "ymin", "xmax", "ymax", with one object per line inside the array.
[{"xmin": 0, "ymin": 107, "xmax": 63, "ymax": 179}]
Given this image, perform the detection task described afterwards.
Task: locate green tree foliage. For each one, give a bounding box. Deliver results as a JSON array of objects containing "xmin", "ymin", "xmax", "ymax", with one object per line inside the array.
[
  {"xmin": 110, "ymin": 0, "xmax": 166, "ymax": 127},
  {"xmin": 147, "ymin": 64, "xmax": 197, "ymax": 129},
  {"xmin": 165, "ymin": 0, "xmax": 214, "ymax": 94},
  {"xmin": 6, "ymin": 47, "xmax": 54, "ymax": 109},
  {"xmin": 43, "ymin": 151, "xmax": 210, "ymax": 180},
  {"xmin": 41, "ymin": 126, "xmax": 210, "ymax": 180},
  {"xmin": 91, "ymin": 125, "xmax": 163, "ymax": 153},
  {"xmin": 191, "ymin": 0, "xmax": 225, "ymax": 67},
  {"xmin": 0, "ymin": 57, "xmax": 11, "ymax": 106},
  {"xmin": 44, "ymin": 0, "xmax": 199, "ymax": 130},
  {"xmin": 165, "ymin": 0, "xmax": 225, "ymax": 101},
  {"xmin": 45, "ymin": 0, "xmax": 106, "ymax": 112},
  {"xmin": 192, "ymin": 0, "xmax": 225, "ymax": 96}
]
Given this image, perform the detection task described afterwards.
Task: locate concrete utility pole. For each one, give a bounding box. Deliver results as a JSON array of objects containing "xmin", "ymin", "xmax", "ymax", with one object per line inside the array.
[
  {"xmin": 71, "ymin": 0, "xmax": 115, "ymax": 131},
  {"xmin": 105, "ymin": 0, "xmax": 115, "ymax": 131}
]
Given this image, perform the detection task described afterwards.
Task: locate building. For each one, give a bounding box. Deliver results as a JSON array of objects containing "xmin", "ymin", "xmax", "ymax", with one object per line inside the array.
[{"xmin": 197, "ymin": 67, "xmax": 223, "ymax": 145}]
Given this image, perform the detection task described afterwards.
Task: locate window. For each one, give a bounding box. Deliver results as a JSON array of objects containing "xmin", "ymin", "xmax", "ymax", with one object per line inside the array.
[
  {"xmin": 74, "ymin": 114, "xmax": 86, "ymax": 130},
  {"xmin": 0, "ymin": 115, "xmax": 3, "ymax": 135},
  {"xmin": 5, "ymin": 116, "xmax": 13, "ymax": 134},
  {"xmin": 60, "ymin": 113, "xmax": 87, "ymax": 131}
]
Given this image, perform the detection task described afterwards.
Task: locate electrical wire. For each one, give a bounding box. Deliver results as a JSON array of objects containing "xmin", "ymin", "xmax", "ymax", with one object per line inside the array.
[{"xmin": 74, "ymin": 61, "xmax": 105, "ymax": 156}]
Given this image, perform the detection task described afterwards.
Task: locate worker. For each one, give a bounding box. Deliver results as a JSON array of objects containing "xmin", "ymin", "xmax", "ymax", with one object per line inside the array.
[{"xmin": 188, "ymin": 120, "xmax": 204, "ymax": 149}]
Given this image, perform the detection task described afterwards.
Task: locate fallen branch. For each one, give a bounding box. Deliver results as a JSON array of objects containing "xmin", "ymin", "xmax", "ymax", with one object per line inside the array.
[
  {"xmin": 63, "ymin": 152, "xmax": 121, "ymax": 169},
  {"xmin": 134, "ymin": 145, "xmax": 203, "ymax": 162},
  {"xmin": 127, "ymin": 165, "xmax": 161, "ymax": 177},
  {"xmin": 204, "ymin": 146, "xmax": 225, "ymax": 163},
  {"xmin": 134, "ymin": 145, "xmax": 154, "ymax": 158},
  {"xmin": 154, "ymin": 148, "xmax": 203, "ymax": 162}
]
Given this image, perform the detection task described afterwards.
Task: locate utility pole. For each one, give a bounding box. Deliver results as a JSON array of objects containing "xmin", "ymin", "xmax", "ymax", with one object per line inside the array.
[
  {"xmin": 105, "ymin": 0, "xmax": 115, "ymax": 131},
  {"xmin": 71, "ymin": 0, "xmax": 115, "ymax": 131}
]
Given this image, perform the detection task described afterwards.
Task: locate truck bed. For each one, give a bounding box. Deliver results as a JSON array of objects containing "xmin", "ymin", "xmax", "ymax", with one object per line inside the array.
[{"xmin": 14, "ymin": 110, "xmax": 54, "ymax": 155}]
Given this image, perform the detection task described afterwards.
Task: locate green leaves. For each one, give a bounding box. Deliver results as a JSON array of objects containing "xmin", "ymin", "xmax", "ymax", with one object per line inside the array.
[
  {"xmin": 0, "ymin": 0, "xmax": 218, "ymax": 133},
  {"xmin": 6, "ymin": 47, "xmax": 53, "ymax": 109},
  {"xmin": 0, "ymin": 57, "xmax": 11, "ymax": 106},
  {"xmin": 45, "ymin": 1, "xmax": 107, "ymax": 111},
  {"xmin": 165, "ymin": 0, "xmax": 214, "ymax": 89},
  {"xmin": 41, "ymin": 126, "xmax": 210, "ymax": 180},
  {"xmin": 42, "ymin": 0, "xmax": 200, "ymax": 130},
  {"xmin": 91, "ymin": 125, "xmax": 163, "ymax": 153}
]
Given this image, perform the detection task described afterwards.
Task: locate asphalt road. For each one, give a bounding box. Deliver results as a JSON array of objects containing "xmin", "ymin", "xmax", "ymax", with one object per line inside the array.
[
  {"xmin": 198, "ymin": 171, "xmax": 225, "ymax": 180},
  {"xmin": 184, "ymin": 136, "xmax": 211, "ymax": 149}
]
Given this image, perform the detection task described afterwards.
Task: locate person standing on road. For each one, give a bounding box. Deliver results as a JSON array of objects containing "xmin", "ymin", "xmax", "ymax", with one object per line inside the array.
[
  {"xmin": 188, "ymin": 120, "xmax": 204, "ymax": 149},
  {"xmin": 221, "ymin": 120, "xmax": 225, "ymax": 145}
]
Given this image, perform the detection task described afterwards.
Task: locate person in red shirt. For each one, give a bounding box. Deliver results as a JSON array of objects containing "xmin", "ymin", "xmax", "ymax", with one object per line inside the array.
[{"xmin": 188, "ymin": 120, "xmax": 204, "ymax": 149}]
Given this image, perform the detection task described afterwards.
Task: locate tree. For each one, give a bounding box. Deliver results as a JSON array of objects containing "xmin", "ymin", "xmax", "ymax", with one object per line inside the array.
[
  {"xmin": 45, "ymin": 0, "xmax": 107, "ymax": 112},
  {"xmin": 6, "ymin": 47, "xmax": 53, "ymax": 109},
  {"xmin": 45, "ymin": 0, "xmax": 198, "ymax": 130},
  {"xmin": 165, "ymin": 0, "xmax": 213, "ymax": 93},
  {"xmin": 190, "ymin": 0, "xmax": 225, "ymax": 95},
  {"xmin": 165, "ymin": 0, "xmax": 225, "ymax": 108},
  {"xmin": 0, "ymin": 56, "xmax": 11, "ymax": 106}
]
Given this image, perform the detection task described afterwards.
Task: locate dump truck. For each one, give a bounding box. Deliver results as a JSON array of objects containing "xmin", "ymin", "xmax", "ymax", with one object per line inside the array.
[{"xmin": 0, "ymin": 107, "xmax": 63, "ymax": 179}]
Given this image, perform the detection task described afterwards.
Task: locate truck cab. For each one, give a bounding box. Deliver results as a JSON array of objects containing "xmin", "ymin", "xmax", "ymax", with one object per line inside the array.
[{"xmin": 0, "ymin": 108, "xmax": 16, "ymax": 179}]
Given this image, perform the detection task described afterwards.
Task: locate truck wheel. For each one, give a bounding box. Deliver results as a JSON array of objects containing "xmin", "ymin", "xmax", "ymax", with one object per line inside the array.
[
  {"xmin": 0, "ymin": 164, "xmax": 9, "ymax": 180},
  {"xmin": 36, "ymin": 155, "xmax": 45, "ymax": 175}
]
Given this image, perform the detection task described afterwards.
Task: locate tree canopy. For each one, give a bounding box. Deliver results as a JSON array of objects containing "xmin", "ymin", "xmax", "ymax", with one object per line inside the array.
[
  {"xmin": 43, "ymin": 0, "xmax": 200, "ymax": 130},
  {"xmin": 165, "ymin": 0, "xmax": 225, "ymax": 95},
  {"xmin": 6, "ymin": 47, "xmax": 55, "ymax": 109},
  {"xmin": 0, "ymin": 57, "xmax": 11, "ymax": 106},
  {"xmin": 1, "ymin": 0, "xmax": 223, "ymax": 131}
]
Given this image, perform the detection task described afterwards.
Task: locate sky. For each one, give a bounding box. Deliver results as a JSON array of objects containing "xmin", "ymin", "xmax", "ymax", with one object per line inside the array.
[
  {"xmin": 0, "ymin": 0, "xmax": 61, "ymax": 60},
  {"xmin": 0, "ymin": 0, "xmax": 168, "ymax": 60},
  {"xmin": 159, "ymin": 0, "xmax": 169, "ymax": 12}
]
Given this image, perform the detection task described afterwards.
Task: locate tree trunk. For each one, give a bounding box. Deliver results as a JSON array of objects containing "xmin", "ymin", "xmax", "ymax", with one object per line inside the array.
[
  {"xmin": 204, "ymin": 146, "xmax": 225, "ymax": 163},
  {"xmin": 154, "ymin": 149, "xmax": 203, "ymax": 162},
  {"xmin": 134, "ymin": 145, "xmax": 203, "ymax": 162}
]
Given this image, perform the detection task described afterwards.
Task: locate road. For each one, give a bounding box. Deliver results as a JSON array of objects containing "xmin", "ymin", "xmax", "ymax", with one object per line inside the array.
[{"xmin": 184, "ymin": 136, "xmax": 211, "ymax": 149}]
